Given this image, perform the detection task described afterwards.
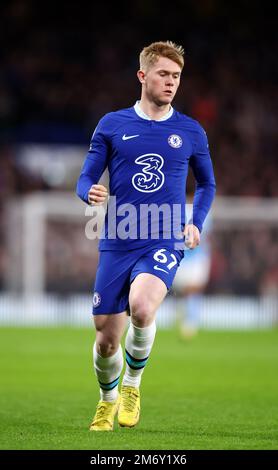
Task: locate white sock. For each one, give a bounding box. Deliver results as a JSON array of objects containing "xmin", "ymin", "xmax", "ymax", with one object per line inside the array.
[
  {"xmin": 122, "ymin": 321, "xmax": 156, "ymax": 388},
  {"xmin": 93, "ymin": 342, "xmax": 123, "ymax": 402}
]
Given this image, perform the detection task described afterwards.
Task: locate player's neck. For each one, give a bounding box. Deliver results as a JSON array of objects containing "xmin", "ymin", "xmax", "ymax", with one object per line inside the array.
[{"xmin": 138, "ymin": 98, "xmax": 171, "ymax": 121}]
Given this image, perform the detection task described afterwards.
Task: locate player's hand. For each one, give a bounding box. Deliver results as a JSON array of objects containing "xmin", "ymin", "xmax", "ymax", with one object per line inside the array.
[
  {"xmin": 183, "ymin": 224, "xmax": 200, "ymax": 249},
  {"xmin": 88, "ymin": 184, "xmax": 108, "ymax": 205}
]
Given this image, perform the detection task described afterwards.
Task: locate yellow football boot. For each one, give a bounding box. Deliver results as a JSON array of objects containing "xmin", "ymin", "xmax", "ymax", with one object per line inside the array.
[
  {"xmin": 118, "ymin": 386, "xmax": 140, "ymax": 428},
  {"xmin": 89, "ymin": 395, "xmax": 120, "ymax": 431}
]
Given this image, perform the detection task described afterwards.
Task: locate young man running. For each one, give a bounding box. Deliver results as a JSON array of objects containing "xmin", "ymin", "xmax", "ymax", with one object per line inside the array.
[{"xmin": 76, "ymin": 41, "xmax": 216, "ymax": 431}]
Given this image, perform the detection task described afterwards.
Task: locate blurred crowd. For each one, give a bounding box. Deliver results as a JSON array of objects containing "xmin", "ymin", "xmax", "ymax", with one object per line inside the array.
[
  {"xmin": 209, "ymin": 227, "xmax": 278, "ymax": 296},
  {"xmin": 0, "ymin": 0, "xmax": 277, "ymax": 294}
]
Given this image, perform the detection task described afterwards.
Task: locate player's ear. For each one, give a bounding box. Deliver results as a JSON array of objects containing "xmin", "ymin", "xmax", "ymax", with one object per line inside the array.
[{"xmin": 137, "ymin": 70, "xmax": 146, "ymax": 84}]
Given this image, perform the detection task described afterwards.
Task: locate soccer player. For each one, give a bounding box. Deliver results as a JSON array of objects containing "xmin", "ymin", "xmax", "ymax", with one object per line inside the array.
[{"xmin": 76, "ymin": 41, "xmax": 216, "ymax": 431}]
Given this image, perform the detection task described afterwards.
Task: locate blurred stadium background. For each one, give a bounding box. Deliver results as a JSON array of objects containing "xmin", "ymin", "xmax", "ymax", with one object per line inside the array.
[
  {"xmin": 1, "ymin": 0, "xmax": 278, "ymax": 452},
  {"xmin": 0, "ymin": 0, "xmax": 277, "ymax": 329}
]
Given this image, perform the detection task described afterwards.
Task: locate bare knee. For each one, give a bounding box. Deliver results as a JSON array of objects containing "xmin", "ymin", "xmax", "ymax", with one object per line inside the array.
[
  {"xmin": 130, "ymin": 297, "xmax": 154, "ymax": 327},
  {"xmin": 95, "ymin": 332, "xmax": 119, "ymax": 357},
  {"xmin": 96, "ymin": 338, "xmax": 119, "ymax": 357},
  {"xmin": 93, "ymin": 312, "xmax": 127, "ymax": 357}
]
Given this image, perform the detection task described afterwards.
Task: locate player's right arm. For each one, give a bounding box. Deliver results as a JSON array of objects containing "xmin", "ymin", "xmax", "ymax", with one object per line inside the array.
[{"xmin": 76, "ymin": 116, "xmax": 110, "ymax": 205}]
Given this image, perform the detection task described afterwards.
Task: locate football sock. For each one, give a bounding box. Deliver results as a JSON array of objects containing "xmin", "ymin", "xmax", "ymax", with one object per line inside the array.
[
  {"xmin": 93, "ymin": 342, "xmax": 123, "ymax": 402},
  {"xmin": 122, "ymin": 321, "xmax": 156, "ymax": 388}
]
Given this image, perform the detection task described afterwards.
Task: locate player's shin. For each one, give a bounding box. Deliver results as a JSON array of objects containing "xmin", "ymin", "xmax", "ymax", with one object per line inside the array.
[
  {"xmin": 123, "ymin": 321, "xmax": 156, "ymax": 388},
  {"xmin": 93, "ymin": 342, "xmax": 123, "ymax": 401}
]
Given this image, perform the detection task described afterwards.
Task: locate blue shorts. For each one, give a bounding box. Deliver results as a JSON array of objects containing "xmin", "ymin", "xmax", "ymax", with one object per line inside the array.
[{"xmin": 92, "ymin": 247, "xmax": 184, "ymax": 315}]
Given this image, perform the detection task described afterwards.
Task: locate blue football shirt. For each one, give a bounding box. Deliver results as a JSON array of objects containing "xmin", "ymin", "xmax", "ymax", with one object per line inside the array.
[{"xmin": 76, "ymin": 102, "xmax": 216, "ymax": 251}]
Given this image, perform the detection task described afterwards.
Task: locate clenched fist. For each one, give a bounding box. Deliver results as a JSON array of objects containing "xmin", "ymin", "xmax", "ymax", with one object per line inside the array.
[
  {"xmin": 88, "ymin": 184, "xmax": 108, "ymax": 205},
  {"xmin": 183, "ymin": 224, "xmax": 200, "ymax": 249}
]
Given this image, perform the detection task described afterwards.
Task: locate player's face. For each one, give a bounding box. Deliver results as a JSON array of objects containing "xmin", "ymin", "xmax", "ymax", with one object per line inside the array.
[{"xmin": 141, "ymin": 57, "xmax": 182, "ymax": 106}]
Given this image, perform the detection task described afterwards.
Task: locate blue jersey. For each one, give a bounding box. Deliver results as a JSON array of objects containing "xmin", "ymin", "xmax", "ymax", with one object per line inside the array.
[{"xmin": 76, "ymin": 103, "xmax": 216, "ymax": 251}]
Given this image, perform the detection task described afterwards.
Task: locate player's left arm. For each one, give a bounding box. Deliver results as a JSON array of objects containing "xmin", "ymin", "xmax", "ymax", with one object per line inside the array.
[
  {"xmin": 76, "ymin": 116, "xmax": 110, "ymax": 205},
  {"xmin": 186, "ymin": 125, "xmax": 216, "ymax": 248}
]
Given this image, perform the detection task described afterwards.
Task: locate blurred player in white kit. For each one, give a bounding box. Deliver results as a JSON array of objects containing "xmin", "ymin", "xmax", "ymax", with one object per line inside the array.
[{"xmin": 173, "ymin": 214, "xmax": 212, "ymax": 338}]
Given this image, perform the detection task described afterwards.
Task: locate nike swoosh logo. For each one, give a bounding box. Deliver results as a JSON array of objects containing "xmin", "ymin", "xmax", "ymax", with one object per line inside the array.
[
  {"xmin": 154, "ymin": 265, "xmax": 169, "ymax": 274},
  {"xmin": 122, "ymin": 134, "xmax": 140, "ymax": 140}
]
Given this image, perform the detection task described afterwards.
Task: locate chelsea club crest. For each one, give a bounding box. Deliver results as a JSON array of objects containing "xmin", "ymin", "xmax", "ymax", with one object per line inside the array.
[
  {"xmin": 168, "ymin": 134, "xmax": 183, "ymax": 148},
  {"xmin": 93, "ymin": 292, "xmax": 101, "ymax": 308}
]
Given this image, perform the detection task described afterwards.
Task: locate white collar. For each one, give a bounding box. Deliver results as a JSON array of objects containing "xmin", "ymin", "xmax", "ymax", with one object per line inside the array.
[{"xmin": 134, "ymin": 101, "xmax": 173, "ymax": 121}]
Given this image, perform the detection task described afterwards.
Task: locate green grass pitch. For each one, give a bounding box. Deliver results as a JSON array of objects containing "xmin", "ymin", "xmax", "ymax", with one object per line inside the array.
[{"xmin": 0, "ymin": 327, "xmax": 277, "ymax": 450}]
